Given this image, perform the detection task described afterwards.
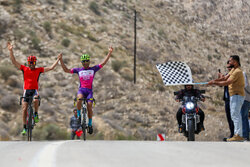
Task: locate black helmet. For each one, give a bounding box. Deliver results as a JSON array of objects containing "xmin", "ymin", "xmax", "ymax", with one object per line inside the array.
[{"xmin": 184, "ymin": 85, "xmax": 194, "ymax": 89}]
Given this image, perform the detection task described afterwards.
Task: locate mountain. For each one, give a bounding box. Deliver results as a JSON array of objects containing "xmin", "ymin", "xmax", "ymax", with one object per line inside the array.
[{"xmin": 0, "ymin": 0, "xmax": 249, "ymax": 141}]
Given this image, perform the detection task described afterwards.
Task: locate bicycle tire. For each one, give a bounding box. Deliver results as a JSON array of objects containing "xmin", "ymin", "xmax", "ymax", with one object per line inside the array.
[
  {"xmin": 82, "ymin": 108, "xmax": 87, "ymax": 141},
  {"xmin": 27, "ymin": 105, "xmax": 33, "ymax": 141}
]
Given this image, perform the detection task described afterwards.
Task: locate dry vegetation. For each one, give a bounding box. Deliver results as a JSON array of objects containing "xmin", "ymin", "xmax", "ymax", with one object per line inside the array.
[{"xmin": 0, "ymin": 0, "xmax": 249, "ymax": 141}]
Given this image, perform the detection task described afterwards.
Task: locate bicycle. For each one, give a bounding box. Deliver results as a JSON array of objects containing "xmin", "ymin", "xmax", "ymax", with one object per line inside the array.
[
  {"xmin": 20, "ymin": 96, "xmax": 40, "ymax": 141},
  {"xmin": 74, "ymin": 97, "xmax": 95, "ymax": 141}
]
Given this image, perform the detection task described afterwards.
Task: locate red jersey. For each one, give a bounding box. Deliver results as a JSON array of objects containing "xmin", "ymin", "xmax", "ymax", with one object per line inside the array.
[{"xmin": 20, "ymin": 65, "xmax": 44, "ymax": 90}]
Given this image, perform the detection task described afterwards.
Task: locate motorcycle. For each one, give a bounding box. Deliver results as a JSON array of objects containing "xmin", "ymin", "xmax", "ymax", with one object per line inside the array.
[{"xmin": 174, "ymin": 90, "xmax": 205, "ymax": 141}]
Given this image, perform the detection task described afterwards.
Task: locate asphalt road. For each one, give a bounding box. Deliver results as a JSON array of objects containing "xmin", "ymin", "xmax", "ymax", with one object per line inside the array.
[{"xmin": 0, "ymin": 140, "xmax": 249, "ymax": 167}]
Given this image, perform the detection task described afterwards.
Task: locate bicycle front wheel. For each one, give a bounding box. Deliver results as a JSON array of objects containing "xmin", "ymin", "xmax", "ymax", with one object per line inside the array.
[{"xmin": 82, "ymin": 109, "xmax": 87, "ymax": 141}]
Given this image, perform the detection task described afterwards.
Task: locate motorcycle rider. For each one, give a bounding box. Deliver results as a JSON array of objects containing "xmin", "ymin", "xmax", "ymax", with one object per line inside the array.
[{"xmin": 175, "ymin": 85, "xmax": 205, "ymax": 133}]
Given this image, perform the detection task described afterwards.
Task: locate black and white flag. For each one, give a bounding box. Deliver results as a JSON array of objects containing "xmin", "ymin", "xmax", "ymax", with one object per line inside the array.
[{"xmin": 156, "ymin": 62, "xmax": 207, "ymax": 86}]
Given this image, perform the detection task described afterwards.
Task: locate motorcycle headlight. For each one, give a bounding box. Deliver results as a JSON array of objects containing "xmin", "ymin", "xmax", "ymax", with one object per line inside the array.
[{"xmin": 186, "ymin": 102, "xmax": 194, "ymax": 110}]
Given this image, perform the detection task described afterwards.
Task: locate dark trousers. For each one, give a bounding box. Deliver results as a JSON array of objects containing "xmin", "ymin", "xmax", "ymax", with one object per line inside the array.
[
  {"xmin": 225, "ymin": 100, "xmax": 234, "ymax": 138},
  {"xmin": 71, "ymin": 131, "xmax": 80, "ymax": 140},
  {"xmin": 176, "ymin": 108, "xmax": 205, "ymax": 126}
]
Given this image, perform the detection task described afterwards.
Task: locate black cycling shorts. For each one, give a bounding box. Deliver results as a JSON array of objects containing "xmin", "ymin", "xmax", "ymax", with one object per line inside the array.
[{"xmin": 23, "ymin": 89, "xmax": 39, "ymax": 102}]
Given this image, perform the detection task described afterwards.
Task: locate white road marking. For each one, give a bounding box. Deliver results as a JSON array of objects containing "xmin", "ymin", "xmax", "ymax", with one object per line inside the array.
[{"xmin": 30, "ymin": 141, "xmax": 68, "ymax": 167}]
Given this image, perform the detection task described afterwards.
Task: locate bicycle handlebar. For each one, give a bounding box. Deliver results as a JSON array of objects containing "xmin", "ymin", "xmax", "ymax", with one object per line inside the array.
[
  {"xmin": 20, "ymin": 96, "xmax": 41, "ymax": 105},
  {"xmin": 74, "ymin": 98, "xmax": 88, "ymax": 101}
]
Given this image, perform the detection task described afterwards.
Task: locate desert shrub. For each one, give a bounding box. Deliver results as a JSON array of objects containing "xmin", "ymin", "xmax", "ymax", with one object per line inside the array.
[
  {"xmin": 213, "ymin": 54, "xmax": 221, "ymax": 60},
  {"xmin": 122, "ymin": 12, "xmax": 131, "ymax": 20},
  {"xmin": 6, "ymin": 77, "xmax": 21, "ymax": 88},
  {"xmin": 47, "ymin": 0, "xmax": 55, "ymax": 5},
  {"xmin": 120, "ymin": 68, "xmax": 133, "ymax": 81},
  {"xmin": 207, "ymin": 55, "xmax": 212, "ymax": 61},
  {"xmin": 155, "ymin": 1, "xmax": 164, "ymax": 8},
  {"xmin": 43, "ymin": 21, "xmax": 52, "ymax": 33},
  {"xmin": 137, "ymin": 45, "xmax": 159, "ymax": 62},
  {"xmin": 155, "ymin": 83, "xmax": 165, "ymax": 92},
  {"xmin": 33, "ymin": 124, "xmax": 69, "ymax": 140},
  {"xmin": 99, "ymin": 26, "xmax": 107, "ymax": 33},
  {"xmin": 40, "ymin": 104, "xmax": 55, "ymax": 115},
  {"xmin": 128, "ymin": 114, "xmax": 143, "ymax": 123},
  {"xmin": 111, "ymin": 60, "xmax": 124, "ymax": 72},
  {"xmin": 102, "ymin": 7, "xmax": 109, "ymax": 14},
  {"xmin": 238, "ymin": 47, "xmax": 245, "ymax": 53},
  {"xmin": 13, "ymin": 0, "xmax": 22, "ymax": 13},
  {"xmin": 158, "ymin": 29, "xmax": 167, "ymax": 39},
  {"xmin": 218, "ymin": 41, "xmax": 229, "ymax": 48},
  {"xmin": 87, "ymin": 32, "xmax": 98, "ymax": 42},
  {"xmin": 0, "ymin": 129, "xmax": 10, "ymax": 141},
  {"xmin": 103, "ymin": 0, "xmax": 114, "ymax": 9},
  {"xmin": 58, "ymin": 22, "xmax": 85, "ymax": 37},
  {"xmin": 0, "ymin": 95, "xmax": 19, "ymax": 112},
  {"xmin": 61, "ymin": 38, "xmax": 71, "ymax": 47},
  {"xmin": 40, "ymin": 88, "xmax": 55, "ymax": 98},
  {"xmin": 103, "ymin": 0, "xmax": 113, "ymax": 5},
  {"xmin": 0, "ymin": 7, "xmax": 11, "ymax": 35},
  {"xmin": 27, "ymin": 30, "xmax": 41, "ymax": 50},
  {"xmin": 31, "ymin": 37, "xmax": 40, "ymax": 50},
  {"xmin": 87, "ymin": 132, "xmax": 104, "ymax": 140},
  {"xmin": 212, "ymin": 100, "xmax": 224, "ymax": 106},
  {"xmin": 89, "ymin": 1, "xmax": 101, "ymax": 15},
  {"xmin": 58, "ymin": 22, "xmax": 75, "ymax": 34},
  {"xmin": 0, "ymin": 65, "xmax": 17, "ymax": 81},
  {"xmin": 13, "ymin": 29, "xmax": 25, "ymax": 41},
  {"xmin": 115, "ymin": 133, "xmax": 137, "ymax": 140}
]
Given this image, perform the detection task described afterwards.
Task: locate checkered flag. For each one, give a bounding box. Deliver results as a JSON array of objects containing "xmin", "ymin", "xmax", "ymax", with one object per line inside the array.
[{"xmin": 156, "ymin": 62, "xmax": 196, "ymax": 86}]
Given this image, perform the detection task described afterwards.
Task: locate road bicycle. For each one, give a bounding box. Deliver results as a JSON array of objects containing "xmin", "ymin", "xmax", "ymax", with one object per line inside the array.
[
  {"xmin": 20, "ymin": 96, "xmax": 40, "ymax": 141},
  {"xmin": 74, "ymin": 98, "xmax": 88, "ymax": 141}
]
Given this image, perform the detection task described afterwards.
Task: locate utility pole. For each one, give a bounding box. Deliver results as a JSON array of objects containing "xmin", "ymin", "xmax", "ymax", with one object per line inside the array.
[{"xmin": 134, "ymin": 9, "xmax": 137, "ymax": 84}]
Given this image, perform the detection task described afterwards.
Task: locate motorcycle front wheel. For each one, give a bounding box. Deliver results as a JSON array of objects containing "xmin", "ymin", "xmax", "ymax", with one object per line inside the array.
[{"xmin": 187, "ymin": 119, "xmax": 195, "ymax": 141}]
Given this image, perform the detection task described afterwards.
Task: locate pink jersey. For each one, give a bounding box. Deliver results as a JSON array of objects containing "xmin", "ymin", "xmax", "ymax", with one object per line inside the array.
[{"xmin": 70, "ymin": 64, "xmax": 102, "ymax": 89}]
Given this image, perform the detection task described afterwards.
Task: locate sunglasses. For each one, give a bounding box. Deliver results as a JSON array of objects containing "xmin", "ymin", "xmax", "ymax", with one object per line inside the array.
[
  {"xmin": 81, "ymin": 60, "xmax": 89, "ymax": 63},
  {"xmin": 28, "ymin": 61, "xmax": 36, "ymax": 65}
]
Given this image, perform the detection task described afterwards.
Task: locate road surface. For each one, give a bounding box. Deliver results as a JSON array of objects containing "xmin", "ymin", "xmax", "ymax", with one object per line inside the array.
[{"xmin": 0, "ymin": 140, "xmax": 249, "ymax": 167}]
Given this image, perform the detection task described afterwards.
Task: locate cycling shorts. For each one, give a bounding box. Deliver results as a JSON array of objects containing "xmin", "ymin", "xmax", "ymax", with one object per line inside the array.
[
  {"xmin": 77, "ymin": 88, "xmax": 94, "ymax": 103},
  {"xmin": 23, "ymin": 89, "xmax": 39, "ymax": 102}
]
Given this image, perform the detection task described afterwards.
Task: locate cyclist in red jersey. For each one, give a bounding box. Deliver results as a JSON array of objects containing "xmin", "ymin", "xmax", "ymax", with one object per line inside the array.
[{"xmin": 7, "ymin": 42, "xmax": 62, "ymax": 135}]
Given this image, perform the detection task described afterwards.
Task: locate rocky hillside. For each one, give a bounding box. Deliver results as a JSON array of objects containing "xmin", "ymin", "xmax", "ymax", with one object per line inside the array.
[{"xmin": 0, "ymin": 0, "xmax": 249, "ymax": 141}]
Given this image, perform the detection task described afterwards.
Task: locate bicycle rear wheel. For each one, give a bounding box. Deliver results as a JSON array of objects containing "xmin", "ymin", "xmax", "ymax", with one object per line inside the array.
[
  {"xmin": 82, "ymin": 109, "xmax": 87, "ymax": 141},
  {"xmin": 27, "ymin": 106, "xmax": 33, "ymax": 141}
]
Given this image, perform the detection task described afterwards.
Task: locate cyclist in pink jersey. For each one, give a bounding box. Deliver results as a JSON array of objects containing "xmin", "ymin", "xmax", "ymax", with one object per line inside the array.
[{"xmin": 59, "ymin": 46, "xmax": 113, "ymax": 134}]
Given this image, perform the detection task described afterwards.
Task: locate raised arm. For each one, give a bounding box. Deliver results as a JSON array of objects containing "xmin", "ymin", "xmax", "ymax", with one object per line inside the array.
[
  {"xmin": 44, "ymin": 53, "xmax": 61, "ymax": 72},
  {"xmin": 7, "ymin": 42, "xmax": 21, "ymax": 69},
  {"xmin": 59, "ymin": 54, "xmax": 71, "ymax": 73},
  {"xmin": 100, "ymin": 46, "xmax": 113, "ymax": 67},
  {"xmin": 208, "ymin": 73, "xmax": 231, "ymax": 85}
]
